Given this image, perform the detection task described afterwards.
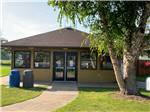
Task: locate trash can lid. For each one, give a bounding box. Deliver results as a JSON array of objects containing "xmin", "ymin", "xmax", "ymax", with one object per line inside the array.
[
  {"xmin": 24, "ymin": 69, "xmax": 32, "ymax": 71},
  {"xmin": 11, "ymin": 69, "xmax": 19, "ymax": 72},
  {"xmin": 11, "ymin": 69, "xmax": 20, "ymax": 74},
  {"xmin": 24, "ymin": 69, "xmax": 32, "ymax": 73}
]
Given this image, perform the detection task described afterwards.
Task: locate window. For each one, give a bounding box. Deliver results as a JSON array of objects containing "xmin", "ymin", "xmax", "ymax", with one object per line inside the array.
[
  {"xmin": 80, "ymin": 51, "xmax": 97, "ymax": 69},
  {"xmin": 34, "ymin": 52, "xmax": 50, "ymax": 68},
  {"xmin": 14, "ymin": 51, "xmax": 31, "ymax": 68},
  {"xmin": 100, "ymin": 53, "xmax": 113, "ymax": 70}
]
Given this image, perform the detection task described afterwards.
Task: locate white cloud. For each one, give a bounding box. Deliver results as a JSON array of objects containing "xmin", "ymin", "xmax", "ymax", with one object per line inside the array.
[
  {"xmin": 3, "ymin": 0, "xmax": 48, "ymax": 3},
  {"xmin": 3, "ymin": 13, "xmax": 59, "ymax": 41}
]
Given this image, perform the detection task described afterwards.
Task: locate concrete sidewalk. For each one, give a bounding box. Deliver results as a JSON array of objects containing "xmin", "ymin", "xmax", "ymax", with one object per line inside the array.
[
  {"xmin": 1, "ymin": 82, "xmax": 78, "ymax": 112},
  {"xmin": 0, "ymin": 76, "xmax": 8, "ymax": 85}
]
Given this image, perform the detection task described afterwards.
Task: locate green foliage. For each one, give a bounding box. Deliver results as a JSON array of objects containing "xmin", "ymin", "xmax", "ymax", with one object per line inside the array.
[
  {"xmin": 1, "ymin": 48, "xmax": 11, "ymax": 60},
  {"xmin": 48, "ymin": 1, "xmax": 117, "ymax": 54},
  {"xmin": 136, "ymin": 75, "xmax": 150, "ymax": 82},
  {"xmin": 48, "ymin": 1, "xmax": 149, "ymax": 57},
  {"xmin": 145, "ymin": 49, "xmax": 150, "ymax": 54}
]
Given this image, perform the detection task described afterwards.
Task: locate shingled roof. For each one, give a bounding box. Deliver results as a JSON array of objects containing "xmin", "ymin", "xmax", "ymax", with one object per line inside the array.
[{"xmin": 2, "ymin": 27, "xmax": 89, "ymax": 48}]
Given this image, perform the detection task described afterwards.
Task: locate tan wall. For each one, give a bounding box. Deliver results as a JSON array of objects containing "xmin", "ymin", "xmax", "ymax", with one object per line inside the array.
[
  {"xmin": 11, "ymin": 47, "xmax": 116, "ymax": 83},
  {"xmin": 78, "ymin": 70, "xmax": 115, "ymax": 83},
  {"xmin": 14, "ymin": 69, "xmax": 51, "ymax": 82}
]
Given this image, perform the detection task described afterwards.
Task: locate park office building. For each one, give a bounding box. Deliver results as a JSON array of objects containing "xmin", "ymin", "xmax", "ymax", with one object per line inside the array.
[{"xmin": 2, "ymin": 27, "xmax": 115, "ymax": 83}]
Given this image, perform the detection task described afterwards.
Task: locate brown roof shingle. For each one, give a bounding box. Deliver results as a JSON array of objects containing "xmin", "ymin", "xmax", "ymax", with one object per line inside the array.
[{"xmin": 2, "ymin": 27, "xmax": 89, "ymax": 48}]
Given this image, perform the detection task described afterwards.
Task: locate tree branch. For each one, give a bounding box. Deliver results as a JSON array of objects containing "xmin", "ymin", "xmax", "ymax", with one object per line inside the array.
[
  {"xmin": 132, "ymin": 2, "xmax": 150, "ymax": 52},
  {"xmin": 138, "ymin": 2, "xmax": 150, "ymax": 33}
]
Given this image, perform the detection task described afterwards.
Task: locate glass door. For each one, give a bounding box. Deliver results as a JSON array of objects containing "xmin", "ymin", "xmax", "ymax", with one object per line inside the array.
[
  {"xmin": 66, "ymin": 52, "xmax": 77, "ymax": 81},
  {"xmin": 53, "ymin": 51, "xmax": 77, "ymax": 81},
  {"xmin": 53, "ymin": 52, "xmax": 65, "ymax": 81}
]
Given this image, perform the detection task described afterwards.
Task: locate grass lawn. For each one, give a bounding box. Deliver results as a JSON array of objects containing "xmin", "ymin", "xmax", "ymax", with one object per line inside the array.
[
  {"xmin": 1, "ymin": 85, "xmax": 47, "ymax": 106},
  {"xmin": 56, "ymin": 88, "xmax": 150, "ymax": 112},
  {"xmin": 0, "ymin": 65, "xmax": 11, "ymax": 77}
]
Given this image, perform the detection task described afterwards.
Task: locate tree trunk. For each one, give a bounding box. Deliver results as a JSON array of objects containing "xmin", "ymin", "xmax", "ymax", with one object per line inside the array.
[
  {"xmin": 123, "ymin": 36, "xmax": 139, "ymax": 95},
  {"xmin": 108, "ymin": 43, "xmax": 126, "ymax": 94},
  {"xmin": 123, "ymin": 51, "xmax": 138, "ymax": 95}
]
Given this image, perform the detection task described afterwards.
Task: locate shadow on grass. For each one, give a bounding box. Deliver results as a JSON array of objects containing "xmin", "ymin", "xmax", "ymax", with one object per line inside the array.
[
  {"xmin": 79, "ymin": 87, "xmax": 150, "ymax": 99},
  {"xmin": 4, "ymin": 86, "xmax": 48, "ymax": 92},
  {"xmin": 78, "ymin": 87, "xmax": 118, "ymax": 92},
  {"xmin": 19, "ymin": 86, "xmax": 47, "ymax": 92},
  {"xmin": 139, "ymin": 89, "xmax": 150, "ymax": 99},
  {"xmin": 140, "ymin": 94, "xmax": 150, "ymax": 99}
]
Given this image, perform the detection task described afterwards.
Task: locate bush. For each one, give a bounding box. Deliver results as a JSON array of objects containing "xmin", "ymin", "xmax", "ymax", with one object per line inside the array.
[{"xmin": 0, "ymin": 60, "xmax": 11, "ymax": 66}]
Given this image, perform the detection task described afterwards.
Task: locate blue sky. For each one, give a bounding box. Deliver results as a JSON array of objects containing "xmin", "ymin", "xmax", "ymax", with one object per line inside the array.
[{"xmin": 1, "ymin": 0, "xmax": 88, "ymax": 41}]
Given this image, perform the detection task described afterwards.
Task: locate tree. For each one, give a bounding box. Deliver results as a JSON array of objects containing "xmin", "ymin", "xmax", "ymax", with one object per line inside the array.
[
  {"xmin": 1, "ymin": 48, "xmax": 11, "ymax": 60},
  {"xmin": 0, "ymin": 38, "xmax": 10, "ymax": 60},
  {"xmin": 48, "ymin": 1, "xmax": 150, "ymax": 95}
]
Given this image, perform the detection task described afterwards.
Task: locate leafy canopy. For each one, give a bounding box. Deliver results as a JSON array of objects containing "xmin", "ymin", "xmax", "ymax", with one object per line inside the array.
[{"xmin": 48, "ymin": 1, "xmax": 149, "ymax": 56}]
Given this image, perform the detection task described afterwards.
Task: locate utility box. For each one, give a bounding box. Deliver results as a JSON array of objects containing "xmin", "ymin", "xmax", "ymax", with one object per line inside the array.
[
  {"xmin": 9, "ymin": 69, "xmax": 20, "ymax": 87},
  {"xmin": 146, "ymin": 77, "xmax": 150, "ymax": 91},
  {"xmin": 23, "ymin": 70, "xmax": 34, "ymax": 88}
]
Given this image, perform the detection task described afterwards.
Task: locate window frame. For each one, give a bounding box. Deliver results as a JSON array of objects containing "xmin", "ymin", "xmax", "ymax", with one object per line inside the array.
[
  {"xmin": 34, "ymin": 51, "xmax": 51, "ymax": 69},
  {"xmin": 80, "ymin": 51, "xmax": 97, "ymax": 70},
  {"xmin": 99, "ymin": 54, "xmax": 113, "ymax": 70},
  {"xmin": 14, "ymin": 51, "xmax": 31, "ymax": 68}
]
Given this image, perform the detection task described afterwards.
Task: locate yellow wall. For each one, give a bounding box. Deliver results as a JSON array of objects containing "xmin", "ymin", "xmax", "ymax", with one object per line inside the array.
[
  {"xmin": 14, "ymin": 69, "xmax": 52, "ymax": 82},
  {"xmin": 11, "ymin": 47, "xmax": 116, "ymax": 83},
  {"xmin": 78, "ymin": 70, "xmax": 115, "ymax": 83}
]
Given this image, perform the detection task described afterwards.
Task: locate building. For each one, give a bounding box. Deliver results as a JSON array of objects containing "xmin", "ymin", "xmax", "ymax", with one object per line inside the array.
[{"xmin": 2, "ymin": 28, "xmax": 115, "ymax": 83}]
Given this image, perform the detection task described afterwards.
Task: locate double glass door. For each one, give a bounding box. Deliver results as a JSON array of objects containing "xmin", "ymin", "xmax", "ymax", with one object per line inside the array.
[{"xmin": 53, "ymin": 52, "xmax": 77, "ymax": 81}]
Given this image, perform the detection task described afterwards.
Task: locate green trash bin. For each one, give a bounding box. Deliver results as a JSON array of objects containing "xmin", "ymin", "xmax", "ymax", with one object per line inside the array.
[{"xmin": 23, "ymin": 70, "xmax": 34, "ymax": 88}]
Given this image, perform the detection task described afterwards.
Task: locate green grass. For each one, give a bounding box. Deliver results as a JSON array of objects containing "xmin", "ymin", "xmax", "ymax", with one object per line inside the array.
[
  {"xmin": 136, "ymin": 75, "xmax": 150, "ymax": 82},
  {"xmin": 0, "ymin": 60, "xmax": 11, "ymax": 77},
  {"xmin": 1, "ymin": 85, "xmax": 47, "ymax": 107},
  {"xmin": 0, "ymin": 65, "xmax": 11, "ymax": 77},
  {"xmin": 141, "ymin": 89, "xmax": 150, "ymax": 96},
  {"xmin": 55, "ymin": 88, "xmax": 150, "ymax": 112}
]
